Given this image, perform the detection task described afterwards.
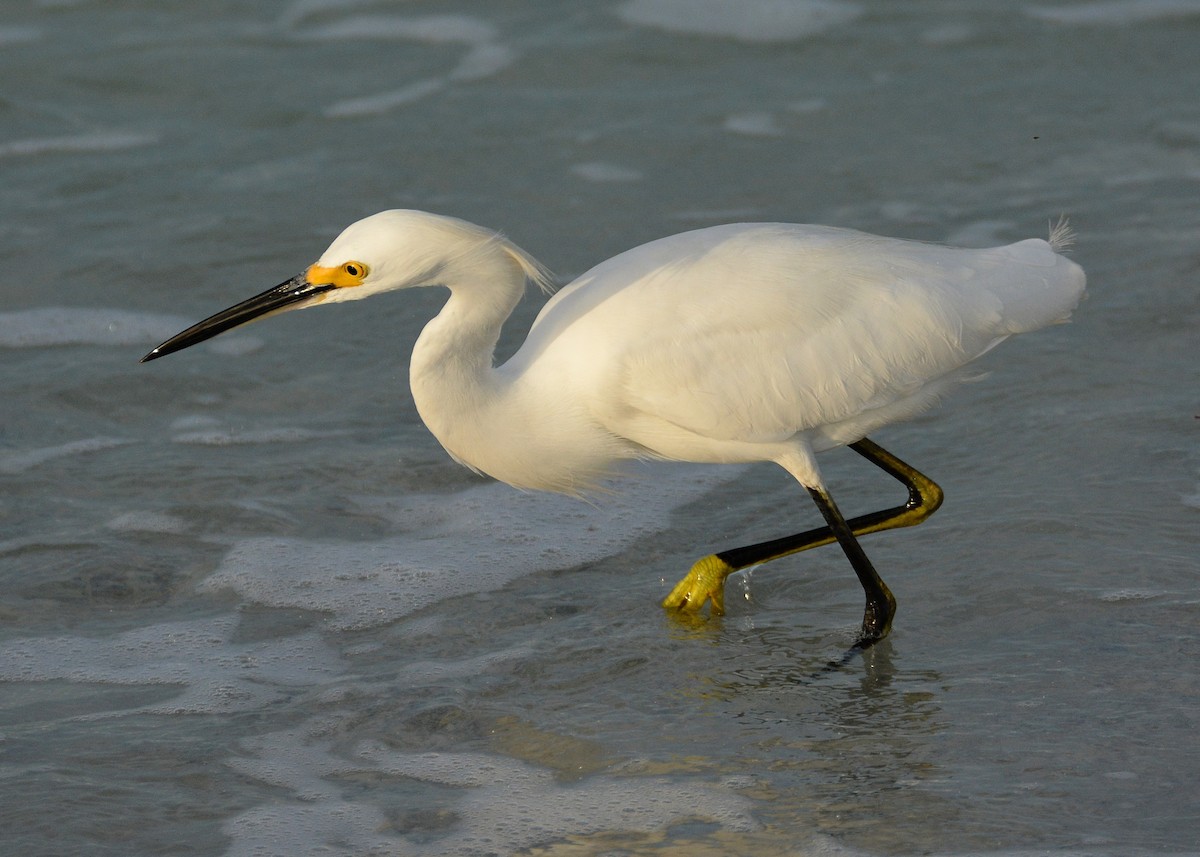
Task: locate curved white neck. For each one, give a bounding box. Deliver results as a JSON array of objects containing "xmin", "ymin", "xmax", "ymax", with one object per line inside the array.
[{"xmin": 408, "ymin": 251, "xmax": 527, "ymax": 466}]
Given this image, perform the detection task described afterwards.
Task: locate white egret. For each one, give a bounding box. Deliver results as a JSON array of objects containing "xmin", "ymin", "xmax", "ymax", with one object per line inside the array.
[{"xmin": 143, "ymin": 211, "xmax": 1085, "ymax": 645}]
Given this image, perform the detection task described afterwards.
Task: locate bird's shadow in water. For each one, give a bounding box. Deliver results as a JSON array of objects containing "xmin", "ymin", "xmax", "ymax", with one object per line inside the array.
[
  {"xmin": 663, "ymin": 612, "xmax": 950, "ymax": 808},
  {"xmin": 661, "ymin": 607, "xmax": 928, "ymax": 720}
]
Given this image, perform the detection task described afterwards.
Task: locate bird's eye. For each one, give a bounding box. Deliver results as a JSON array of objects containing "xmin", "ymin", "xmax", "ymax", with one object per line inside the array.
[{"xmin": 342, "ymin": 262, "xmax": 368, "ymax": 280}]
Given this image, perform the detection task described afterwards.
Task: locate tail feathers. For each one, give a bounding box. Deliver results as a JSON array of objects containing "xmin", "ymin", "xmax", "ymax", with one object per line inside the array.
[
  {"xmin": 1048, "ymin": 216, "xmax": 1075, "ymax": 252},
  {"xmin": 981, "ymin": 222, "xmax": 1086, "ymax": 334}
]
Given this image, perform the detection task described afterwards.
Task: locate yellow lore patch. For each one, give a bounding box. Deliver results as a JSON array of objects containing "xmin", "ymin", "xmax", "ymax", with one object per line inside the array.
[{"xmin": 307, "ymin": 261, "xmax": 369, "ymax": 288}]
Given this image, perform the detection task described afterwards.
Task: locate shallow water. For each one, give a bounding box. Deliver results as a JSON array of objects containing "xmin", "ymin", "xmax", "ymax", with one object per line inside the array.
[{"xmin": 2, "ymin": 1, "xmax": 1198, "ymax": 855}]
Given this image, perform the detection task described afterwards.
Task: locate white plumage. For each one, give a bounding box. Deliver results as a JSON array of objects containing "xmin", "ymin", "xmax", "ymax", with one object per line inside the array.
[
  {"xmin": 491, "ymin": 221, "xmax": 1081, "ymax": 492},
  {"xmin": 144, "ymin": 210, "xmax": 1085, "ymax": 644}
]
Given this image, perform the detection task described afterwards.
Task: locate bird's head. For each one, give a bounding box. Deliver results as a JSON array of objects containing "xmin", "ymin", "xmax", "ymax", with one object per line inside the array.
[{"xmin": 141, "ymin": 209, "xmax": 548, "ymax": 362}]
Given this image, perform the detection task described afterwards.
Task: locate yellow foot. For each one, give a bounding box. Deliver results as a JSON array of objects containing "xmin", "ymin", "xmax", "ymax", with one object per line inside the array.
[{"xmin": 661, "ymin": 554, "xmax": 736, "ymax": 616}]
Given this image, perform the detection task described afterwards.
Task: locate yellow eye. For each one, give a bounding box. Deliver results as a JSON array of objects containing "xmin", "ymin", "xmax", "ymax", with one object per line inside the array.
[
  {"xmin": 342, "ymin": 261, "xmax": 368, "ymax": 281},
  {"xmin": 306, "ymin": 261, "xmax": 370, "ymax": 288}
]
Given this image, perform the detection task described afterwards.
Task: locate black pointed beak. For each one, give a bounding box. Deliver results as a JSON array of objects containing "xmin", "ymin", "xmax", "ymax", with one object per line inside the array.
[{"xmin": 141, "ymin": 274, "xmax": 336, "ymax": 363}]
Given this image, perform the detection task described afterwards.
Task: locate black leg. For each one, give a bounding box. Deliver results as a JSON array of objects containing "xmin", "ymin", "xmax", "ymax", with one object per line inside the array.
[
  {"xmin": 806, "ymin": 485, "xmax": 895, "ymax": 644},
  {"xmin": 715, "ymin": 438, "xmax": 942, "ymax": 569},
  {"xmin": 662, "ymin": 438, "xmax": 943, "ymax": 634}
]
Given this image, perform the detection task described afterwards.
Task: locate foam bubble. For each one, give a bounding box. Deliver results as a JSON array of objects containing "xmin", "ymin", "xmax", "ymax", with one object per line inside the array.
[
  {"xmin": 0, "ymin": 437, "xmax": 131, "ymax": 475},
  {"xmin": 200, "ymin": 466, "xmax": 741, "ymax": 630},
  {"xmin": 0, "ymin": 131, "xmax": 157, "ymax": 158},
  {"xmin": 617, "ymin": 0, "xmax": 863, "ymax": 42},
  {"xmin": 0, "ymin": 616, "xmax": 342, "ymax": 717},
  {"xmin": 1025, "ymin": 0, "xmax": 1200, "ymax": 24},
  {"xmin": 0, "ymin": 307, "xmax": 190, "ymax": 348}
]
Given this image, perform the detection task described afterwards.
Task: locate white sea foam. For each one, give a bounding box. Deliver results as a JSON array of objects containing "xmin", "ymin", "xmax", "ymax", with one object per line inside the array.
[
  {"xmin": 170, "ymin": 415, "xmax": 222, "ymax": 431},
  {"xmin": 362, "ymin": 746, "xmax": 759, "ymax": 848},
  {"xmin": 921, "ymin": 22, "xmax": 975, "ymax": 44},
  {"xmin": 0, "ymin": 26, "xmax": 41, "ymax": 45},
  {"xmin": 221, "ymin": 728, "xmax": 756, "ymax": 856},
  {"xmin": 391, "ymin": 644, "xmax": 536, "ymax": 685},
  {"xmin": 279, "ymin": 0, "xmax": 369, "ymax": 28},
  {"xmin": 221, "ymin": 730, "xmax": 394, "ymax": 857},
  {"xmin": 200, "ymin": 466, "xmax": 741, "ymax": 630},
  {"xmin": 570, "ymin": 161, "xmax": 644, "ymax": 182},
  {"xmin": 324, "ymin": 79, "xmax": 447, "ymax": 118},
  {"xmin": 448, "ymin": 42, "xmax": 517, "ymax": 81},
  {"xmin": 1098, "ymin": 589, "xmax": 1166, "ymax": 602},
  {"xmin": 617, "ymin": 0, "xmax": 863, "ymax": 42},
  {"xmin": 787, "ymin": 97, "xmax": 828, "ymax": 114},
  {"xmin": 172, "ymin": 426, "xmax": 345, "ymax": 445},
  {"xmin": 724, "ymin": 111, "xmax": 784, "ymax": 136},
  {"xmin": 0, "ymin": 131, "xmax": 157, "ymax": 158},
  {"xmin": 297, "ymin": 13, "xmax": 497, "ymax": 44},
  {"xmin": 1025, "ymin": 0, "xmax": 1200, "ymax": 24},
  {"xmin": 0, "ymin": 437, "xmax": 131, "ymax": 475},
  {"xmin": 0, "ymin": 307, "xmax": 190, "ymax": 348},
  {"xmin": 106, "ymin": 510, "xmax": 191, "ymax": 534},
  {"xmin": 306, "ymin": 13, "xmax": 515, "ymax": 117},
  {"xmin": 0, "ymin": 616, "xmax": 341, "ymax": 717}
]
